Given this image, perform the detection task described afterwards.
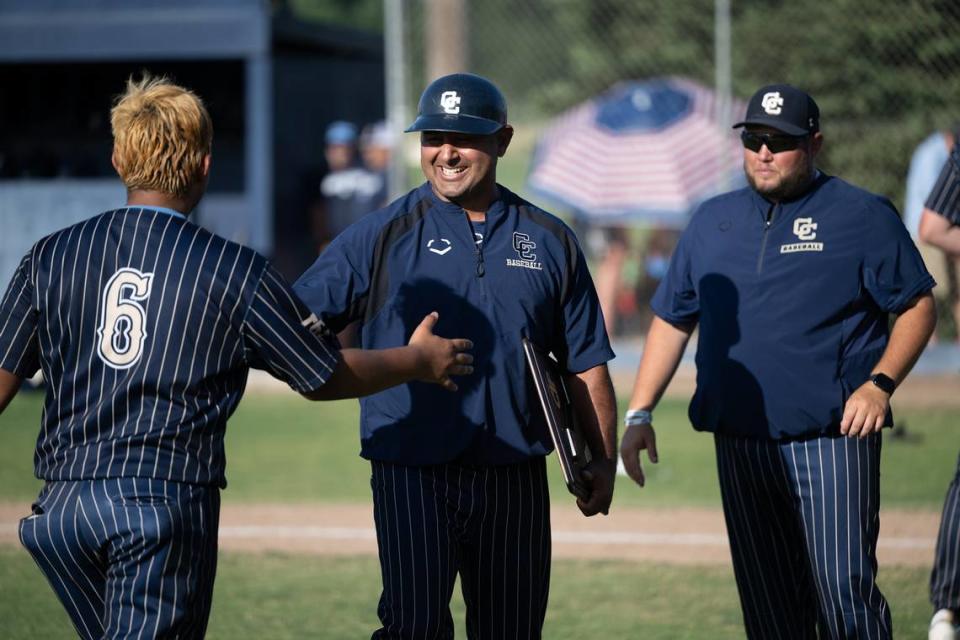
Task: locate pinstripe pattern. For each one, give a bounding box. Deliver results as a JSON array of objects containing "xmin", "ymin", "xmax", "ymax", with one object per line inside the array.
[
  {"xmin": 18, "ymin": 478, "xmax": 220, "ymax": 640},
  {"xmin": 0, "ymin": 207, "xmax": 339, "ymax": 487},
  {"xmin": 926, "ymin": 145, "xmax": 960, "ymax": 618},
  {"xmin": 370, "ymin": 458, "xmax": 551, "ymax": 639},
  {"xmin": 0, "ymin": 206, "xmax": 341, "ymax": 638},
  {"xmin": 715, "ymin": 433, "xmax": 891, "ymax": 640},
  {"xmin": 931, "ymin": 452, "xmax": 960, "ymax": 611},
  {"xmin": 925, "ymin": 147, "xmax": 960, "ymax": 225}
]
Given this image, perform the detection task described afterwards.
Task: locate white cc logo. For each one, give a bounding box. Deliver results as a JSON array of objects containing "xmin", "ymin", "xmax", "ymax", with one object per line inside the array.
[
  {"xmin": 440, "ymin": 91, "xmax": 461, "ymax": 114},
  {"xmin": 761, "ymin": 92, "xmax": 784, "ymax": 115},
  {"xmin": 512, "ymin": 232, "xmax": 537, "ymax": 261},
  {"xmin": 793, "ymin": 217, "xmax": 818, "ymax": 241}
]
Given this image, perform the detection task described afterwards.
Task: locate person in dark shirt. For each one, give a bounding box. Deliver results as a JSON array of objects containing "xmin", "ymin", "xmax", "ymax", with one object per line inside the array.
[
  {"xmin": 294, "ymin": 73, "xmax": 617, "ymax": 638},
  {"xmin": 620, "ymin": 84, "xmax": 936, "ymax": 639},
  {"xmin": 0, "ymin": 75, "xmax": 473, "ymax": 639},
  {"xmin": 918, "ymin": 143, "xmax": 960, "ymax": 640}
]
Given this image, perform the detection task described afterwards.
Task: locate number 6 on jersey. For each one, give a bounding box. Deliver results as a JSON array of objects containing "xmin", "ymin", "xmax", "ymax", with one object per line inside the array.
[{"xmin": 97, "ymin": 268, "xmax": 154, "ymax": 369}]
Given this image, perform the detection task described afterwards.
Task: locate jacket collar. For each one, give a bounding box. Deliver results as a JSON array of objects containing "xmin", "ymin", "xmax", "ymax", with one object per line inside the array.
[
  {"xmin": 748, "ymin": 171, "xmax": 830, "ymax": 217},
  {"xmin": 417, "ymin": 181, "xmax": 508, "ymax": 219}
]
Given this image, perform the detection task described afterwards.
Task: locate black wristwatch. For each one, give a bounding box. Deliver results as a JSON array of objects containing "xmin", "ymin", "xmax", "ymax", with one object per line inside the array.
[{"xmin": 870, "ymin": 372, "xmax": 896, "ymax": 396}]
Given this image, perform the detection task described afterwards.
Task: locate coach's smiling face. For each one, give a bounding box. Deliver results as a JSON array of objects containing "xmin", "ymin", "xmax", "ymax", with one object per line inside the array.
[{"xmin": 420, "ymin": 127, "xmax": 513, "ymax": 215}]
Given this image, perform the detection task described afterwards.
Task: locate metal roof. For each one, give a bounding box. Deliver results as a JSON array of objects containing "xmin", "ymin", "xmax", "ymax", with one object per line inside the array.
[{"xmin": 0, "ymin": 0, "xmax": 268, "ymax": 61}]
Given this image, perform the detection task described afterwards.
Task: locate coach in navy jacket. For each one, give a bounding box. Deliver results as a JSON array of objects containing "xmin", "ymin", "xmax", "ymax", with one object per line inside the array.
[
  {"xmin": 295, "ymin": 73, "xmax": 617, "ymax": 638},
  {"xmin": 620, "ymin": 84, "xmax": 936, "ymax": 639}
]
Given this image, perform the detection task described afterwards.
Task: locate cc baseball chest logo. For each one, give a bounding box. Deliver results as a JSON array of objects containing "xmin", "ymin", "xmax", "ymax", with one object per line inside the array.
[
  {"xmin": 506, "ymin": 232, "xmax": 543, "ymax": 271},
  {"xmin": 440, "ymin": 91, "xmax": 461, "ymax": 114},
  {"xmin": 793, "ymin": 218, "xmax": 817, "ymax": 240},
  {"xmin": 780, "ymin": 217, "xmax": 824, "ymax": 253}
]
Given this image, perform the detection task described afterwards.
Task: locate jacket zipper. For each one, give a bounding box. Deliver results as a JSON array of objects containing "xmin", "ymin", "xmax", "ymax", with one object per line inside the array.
[
  {"xmin": 462, "ymin": 212, "xmax": 487, "ymax": 302},
  {"xmin": 757, "ymin": 202, "xmax": 776, "ymax": 274},
  {"xmin": 463, "ymin": 212, "xmax": 485, "ymax": 278}
]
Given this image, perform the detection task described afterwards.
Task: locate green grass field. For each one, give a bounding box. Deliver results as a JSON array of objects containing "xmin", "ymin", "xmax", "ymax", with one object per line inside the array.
[
  {"xmin": 0, "ymin": 547, "xmax": 934, "ymax": 639},
  {"xmin": 0, "ymin": 390, "xmax": 955, "ymax": 638},
  {"xmin": 2, "ymin": 391, "xmax": 956, "ymax": 507}
]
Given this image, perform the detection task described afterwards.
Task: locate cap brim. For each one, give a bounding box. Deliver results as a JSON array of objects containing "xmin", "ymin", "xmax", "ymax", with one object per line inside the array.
[
  {"xmin": 405, "ymin": 114, "xmax": 503, "ymax": 135},
  {"xmin": 732, "ymin": 117, "xmax": 810, "ymax": 137}
]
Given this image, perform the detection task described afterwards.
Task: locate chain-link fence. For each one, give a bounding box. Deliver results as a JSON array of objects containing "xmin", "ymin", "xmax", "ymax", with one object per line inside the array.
[
  {"xmin": 396, "ymin": 0, "xmax": 960, "ymax": 336},
  {"xmin": 400, "ymin": 0, "xmax": 959, "ymax": 207}
]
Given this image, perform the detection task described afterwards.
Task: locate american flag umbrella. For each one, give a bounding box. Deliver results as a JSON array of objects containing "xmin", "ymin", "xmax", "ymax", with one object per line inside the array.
[{"xmin": 526, "ymin": 76, "xmax": 747, "ymax": 227}]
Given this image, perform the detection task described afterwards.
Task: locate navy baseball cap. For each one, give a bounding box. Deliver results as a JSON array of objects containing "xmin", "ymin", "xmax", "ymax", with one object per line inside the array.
[
  {"xmin": 732, "ymin": 84, "xmax": 820, "ymax": 136},
  {"xmin": 406, "ymin": 73, "xmax": 507, "ymax": 135},
  {"xmin": 325, "ymin": 120, "xmax": 358, "ymax": 145}
]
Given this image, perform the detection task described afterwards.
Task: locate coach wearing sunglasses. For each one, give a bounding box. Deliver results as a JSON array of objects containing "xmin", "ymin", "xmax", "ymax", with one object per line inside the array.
[{"xmin": 620, "ymin": 84, "xmax": 936, "ymax": 639}]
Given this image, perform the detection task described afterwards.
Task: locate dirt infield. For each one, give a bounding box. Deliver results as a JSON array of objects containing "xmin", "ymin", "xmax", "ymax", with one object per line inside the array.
[{"xmin": 0, "ymin": 501, "xmax": 940, "ymax": 567}]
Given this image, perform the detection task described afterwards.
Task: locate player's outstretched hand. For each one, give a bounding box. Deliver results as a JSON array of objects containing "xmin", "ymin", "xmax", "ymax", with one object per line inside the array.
[
  {"xmin": 576, "ymin": 457, "xmax": 616, "ymax": 517},
  {"xmin": 408, "ymin": 312, "xmax": 474, "ymax": 391},
  {"xmin": 619, "ymin": 423, "xmax": 658, "ymax": 487},
  {"xmin": 840, "ymin": 381, "xmax": 889, "ymax": 438}
]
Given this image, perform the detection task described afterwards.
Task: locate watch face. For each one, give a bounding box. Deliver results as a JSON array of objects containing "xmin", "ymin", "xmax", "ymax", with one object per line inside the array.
[{"xmin": 871, "ymin": 373, "xmax": 896, "ymax": 394}]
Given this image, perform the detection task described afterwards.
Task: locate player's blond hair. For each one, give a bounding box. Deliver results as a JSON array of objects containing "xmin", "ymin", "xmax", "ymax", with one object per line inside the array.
[{"xmin": 110, "ymin": 75, "xmax": 213, "ymax": 197}]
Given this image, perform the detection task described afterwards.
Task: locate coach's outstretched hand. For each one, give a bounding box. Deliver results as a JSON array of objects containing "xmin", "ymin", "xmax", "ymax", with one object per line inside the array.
[
  {"xmin": 619, "ymin": 423, "xmax": 658, "ymax": 487},
  {"xmin": 408, "ymin": 312, "xmax": 475, "ymax": 391}
]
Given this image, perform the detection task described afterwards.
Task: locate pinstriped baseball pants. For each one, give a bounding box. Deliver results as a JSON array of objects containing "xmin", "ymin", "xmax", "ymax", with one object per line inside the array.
[
  {"xmin": 370, "ymin": 457, "xmax": 551, "ymax": 640},
  {"xmin": 19, "ymin": 478, "xmax": 220, "ymax": 640},
  {"xmin": 931, "ymin": 451, "xmax": 960, "ymax": 612},
  {"xmin": 715, "ymin": 432, "xmax": 892, "ymax": 640}
]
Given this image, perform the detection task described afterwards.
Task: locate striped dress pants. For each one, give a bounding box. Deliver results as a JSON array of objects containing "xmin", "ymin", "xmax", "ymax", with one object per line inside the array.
[
  {"xmin": 931, "ymin": 450, "xmax": 960, "ymax": 612},
  {"xmin": 715, "ymin": 432, "xmax": 892, "ymax": 640},
  {"xmin": 370, "ymin": 457, "xmax": 551, "ymax": 639},
  {"xmin": 19, "ymin": 478, "xmax": 220, "ymax": 640}
]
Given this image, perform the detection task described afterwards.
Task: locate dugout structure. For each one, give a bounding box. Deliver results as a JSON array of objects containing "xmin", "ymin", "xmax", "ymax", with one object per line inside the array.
[{"xmin": 0, "ymin": 0, "xmax": 385, "ymax": 284}]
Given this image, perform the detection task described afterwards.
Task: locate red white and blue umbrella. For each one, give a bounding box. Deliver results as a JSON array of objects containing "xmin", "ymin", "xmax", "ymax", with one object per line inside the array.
[{"xmin": 526, "ymin": 76, "xmax": 746, "ymax": 227}]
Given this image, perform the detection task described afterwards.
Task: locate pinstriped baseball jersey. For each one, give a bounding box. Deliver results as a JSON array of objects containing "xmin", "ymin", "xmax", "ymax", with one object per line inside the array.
[
  {"xmin": 925, "ymin": 144, "xmax": 960, "ymax": 617},
  {"xmin": 0, "ymin": 206, "xmax": 340, "ymax": 487},
  {"xmin": 925, "ymin": 145, "xmax": 960, "ymax": 224}
]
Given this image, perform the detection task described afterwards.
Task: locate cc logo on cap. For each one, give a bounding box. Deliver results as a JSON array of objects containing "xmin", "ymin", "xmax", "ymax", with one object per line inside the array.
[
  {"xmin": 440, "ymin": 91, "xmax": 461, "ymax": 114},
  {"xmin": 761, "ymin": 92, "xmax": 784, "ymax": 115}
]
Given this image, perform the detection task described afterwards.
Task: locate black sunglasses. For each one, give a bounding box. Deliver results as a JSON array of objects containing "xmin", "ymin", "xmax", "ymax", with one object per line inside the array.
[{"xmin": 740, "ymin": 130, "xmax": 807, "ymax": 154}]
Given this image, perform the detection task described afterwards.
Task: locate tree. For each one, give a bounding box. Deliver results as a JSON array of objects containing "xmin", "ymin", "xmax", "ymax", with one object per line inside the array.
[{"xmin": 286, "ymin": 0, "xmax": 383, "ymax": 32}]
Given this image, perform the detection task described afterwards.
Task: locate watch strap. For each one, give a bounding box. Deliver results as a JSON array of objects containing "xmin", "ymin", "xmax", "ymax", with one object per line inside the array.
[{"xmin": 624, "ymin": 409, "xmax": 653, "ymax": 427}]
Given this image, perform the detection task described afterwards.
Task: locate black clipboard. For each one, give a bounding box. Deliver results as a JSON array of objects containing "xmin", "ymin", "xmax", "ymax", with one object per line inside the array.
[{"xmin": 522, "ymin": 338, "xmax": 592, "ymax": 500}]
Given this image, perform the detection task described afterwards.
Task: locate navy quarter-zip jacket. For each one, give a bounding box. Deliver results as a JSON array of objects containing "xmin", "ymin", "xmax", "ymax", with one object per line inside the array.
[
  {"xmin": 652, "ymin": 173, "xmax": 934, "ymax": 440},
  {"xmin": 295, "ymin": 182, "xmax": 614, "ymax": 464}
]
